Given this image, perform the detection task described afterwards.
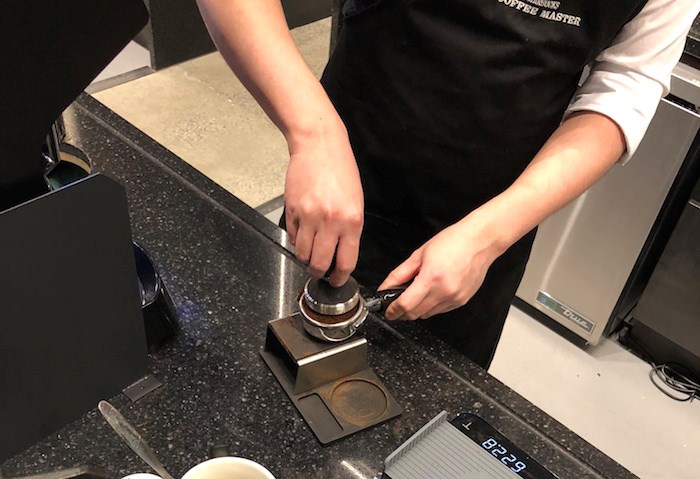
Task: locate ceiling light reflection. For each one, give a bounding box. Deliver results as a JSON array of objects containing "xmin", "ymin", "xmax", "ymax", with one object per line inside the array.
[{"xmin": 340, "ymin": 460, "xmax": 372, "ymax": 479}]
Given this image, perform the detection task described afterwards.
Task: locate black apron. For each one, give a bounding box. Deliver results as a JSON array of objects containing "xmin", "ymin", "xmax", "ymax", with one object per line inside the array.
[{"xmin": 319, "ymin": 0, "xmax": 647, "ymax": 368}]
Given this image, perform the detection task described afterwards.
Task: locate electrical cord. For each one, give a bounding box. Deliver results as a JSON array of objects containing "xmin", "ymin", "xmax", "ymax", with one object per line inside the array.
[
  {"xmin": 649, "ymin": 363, "xmax": 700, "ymax": 403},
  {"xmin": 618, "ymin": 325, "xmax": 700, "ymax": 403}
]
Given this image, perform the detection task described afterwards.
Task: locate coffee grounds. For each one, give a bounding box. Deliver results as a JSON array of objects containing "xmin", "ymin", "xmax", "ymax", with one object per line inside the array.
[{"xmin": 301, "ymin": 300, "xmax": 361, "ymax": 325}]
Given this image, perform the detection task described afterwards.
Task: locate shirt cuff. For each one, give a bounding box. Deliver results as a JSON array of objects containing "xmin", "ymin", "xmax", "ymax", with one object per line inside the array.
[{"xmin": 564, "ymin": 63, "xmax": 665, "ymax": 165}]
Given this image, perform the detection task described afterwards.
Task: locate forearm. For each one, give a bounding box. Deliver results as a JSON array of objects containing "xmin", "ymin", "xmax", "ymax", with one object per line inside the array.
[
  {"xmin": 197, "ymin": 1, "xmax": 363, "ymax": 285},
  {"xmin": 462, "ymin": 111, "xmax": 626, "ymax": 258},
  {"xmin": 195, "ymin": 0, "xmax": 344, "ymax": 147}
]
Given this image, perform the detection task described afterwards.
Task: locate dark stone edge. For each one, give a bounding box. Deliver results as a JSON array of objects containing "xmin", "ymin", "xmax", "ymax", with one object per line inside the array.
[{"xmin": 77, "ymin": 93, "xmax": 291, "ymax": 257}]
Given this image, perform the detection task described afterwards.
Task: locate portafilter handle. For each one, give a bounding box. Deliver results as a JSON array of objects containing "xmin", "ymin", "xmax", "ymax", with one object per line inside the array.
[{"xmin": 364, "ymin": 285, "xmax": 409, "ymax": 313}]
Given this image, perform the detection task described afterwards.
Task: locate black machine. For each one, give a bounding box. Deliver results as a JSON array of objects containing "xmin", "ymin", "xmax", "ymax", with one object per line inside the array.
[
  {"xmin": 0, "ymin": 1, "xmax": 147, "ymax": 209},
  {"xmin": 1, "ymin": 1, "xmax": 177, "ymax": 351},
  {"xmin": 624, "ymin": 175, "xmax": 700, "ymax": 395},
  {"xmin": 0, "ymin": 0, "xmax": 176, "ymax": 462}
]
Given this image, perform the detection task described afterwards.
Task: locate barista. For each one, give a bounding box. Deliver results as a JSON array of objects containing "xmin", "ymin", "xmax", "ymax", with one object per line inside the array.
[{"xmin": 196, "ymin": 0, "xmax": 699, "ymax": 368}]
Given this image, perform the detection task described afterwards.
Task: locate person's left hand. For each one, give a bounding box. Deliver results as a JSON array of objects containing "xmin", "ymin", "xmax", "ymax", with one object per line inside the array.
[{"xmin": 378, "ymin": 218, "xmax": 503, "ymax": 320}]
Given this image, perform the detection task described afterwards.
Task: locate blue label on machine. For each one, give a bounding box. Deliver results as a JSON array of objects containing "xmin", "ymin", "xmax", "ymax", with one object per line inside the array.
[{"xmin": 536, "ymin": 291, "xmax": 595, "ymax": 335}]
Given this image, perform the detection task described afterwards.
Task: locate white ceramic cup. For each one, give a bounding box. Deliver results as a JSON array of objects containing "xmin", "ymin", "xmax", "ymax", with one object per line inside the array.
[{"xmin": 181, "ymin": 457, "xmax": 276, "ymax": 479}]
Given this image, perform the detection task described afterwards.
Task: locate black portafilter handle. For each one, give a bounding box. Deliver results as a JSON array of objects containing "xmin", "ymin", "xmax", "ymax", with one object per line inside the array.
[{"xmin": 363, "ymin": 285, "xmax": 409, "ymax": 313}]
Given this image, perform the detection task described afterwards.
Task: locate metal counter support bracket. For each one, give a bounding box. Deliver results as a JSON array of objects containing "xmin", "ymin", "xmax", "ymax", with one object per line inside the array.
[{"xmin": 260, "ymin": 313, "xmax": 402, "ymax": 444}]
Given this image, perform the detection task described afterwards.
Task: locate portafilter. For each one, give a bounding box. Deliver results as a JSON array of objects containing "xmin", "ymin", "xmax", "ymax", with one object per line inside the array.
[{"xmin": 299, "ymin": 276, "xmax": 407, "ymax": 342}]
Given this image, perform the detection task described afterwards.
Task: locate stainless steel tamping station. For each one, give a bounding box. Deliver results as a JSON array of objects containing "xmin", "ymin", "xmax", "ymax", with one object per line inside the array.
[{"xmin": 260, "ymin": 277, "xmax": 404, "ymax": 444}]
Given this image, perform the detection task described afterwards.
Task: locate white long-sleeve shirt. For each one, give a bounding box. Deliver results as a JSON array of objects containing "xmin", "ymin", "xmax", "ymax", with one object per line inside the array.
[{"xmin": 564, "ymin": 0, "xmax": 700, "ymax": 164}]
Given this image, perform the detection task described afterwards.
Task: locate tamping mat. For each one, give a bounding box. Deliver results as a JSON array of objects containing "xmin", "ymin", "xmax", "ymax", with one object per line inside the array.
[{"xmin": 260, "ymin": 313, "xmax": 402, "ymax": 444}]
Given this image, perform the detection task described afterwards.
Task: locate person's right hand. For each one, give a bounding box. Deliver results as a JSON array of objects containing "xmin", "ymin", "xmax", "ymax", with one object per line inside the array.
[
  {"xmin": 197, "ymin": 0, "xmax": 363, "ymax": 286},
  {"xmin": 284, "ymin": 120, "xmax": 364, "ymax": 287}
]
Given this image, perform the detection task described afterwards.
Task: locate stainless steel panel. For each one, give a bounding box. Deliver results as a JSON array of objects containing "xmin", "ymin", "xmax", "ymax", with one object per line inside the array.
[
  {"xmin": 517, "ymin": 98, "xmax": 700, "ymax": 344},
  {"xmin": 671, "ymin": 62, "xmax": 700, "ymax": 106}
]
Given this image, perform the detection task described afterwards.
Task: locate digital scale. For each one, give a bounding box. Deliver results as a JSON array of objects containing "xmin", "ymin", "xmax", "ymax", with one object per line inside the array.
[{"xmin": 383, "ymin": 412, "xmax": 559, "ymax": 479}]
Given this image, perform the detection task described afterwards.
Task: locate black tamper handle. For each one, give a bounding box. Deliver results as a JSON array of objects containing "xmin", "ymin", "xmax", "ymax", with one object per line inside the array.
[{"xmin": 323, "ymin": 254, "xmax": 338, "ymax": 279}]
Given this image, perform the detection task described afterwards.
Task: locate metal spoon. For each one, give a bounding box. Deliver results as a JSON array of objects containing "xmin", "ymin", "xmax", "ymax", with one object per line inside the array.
[{"xmin": 98, "ymin": 400, "xmax": 176, "ymax": 479}]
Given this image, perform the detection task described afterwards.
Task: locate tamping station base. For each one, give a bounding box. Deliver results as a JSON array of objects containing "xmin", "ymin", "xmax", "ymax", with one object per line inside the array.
[{"xmin": 260, "ymin": 313, "xmax": 402, "ymax": 444}]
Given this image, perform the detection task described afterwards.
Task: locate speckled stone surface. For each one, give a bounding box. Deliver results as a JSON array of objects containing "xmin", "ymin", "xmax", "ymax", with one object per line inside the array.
[{"xmin": 0, "ymin": 94, "xmax": 637, "ymax": 479}]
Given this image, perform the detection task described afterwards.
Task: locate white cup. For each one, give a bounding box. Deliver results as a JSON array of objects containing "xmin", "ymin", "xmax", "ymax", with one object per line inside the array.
[{"xmin": 181, "ymin": 457, "xmax": 276, "ymax": 479}]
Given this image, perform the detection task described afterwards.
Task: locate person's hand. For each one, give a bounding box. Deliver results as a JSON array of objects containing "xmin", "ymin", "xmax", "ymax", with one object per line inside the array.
[
  {"xmin": 378, "ymin": 218, "xmax": 503, "ymax": 320},
  {"xmin": 284, "ymin": 121, "xmax": 364, "ymax": 287}
]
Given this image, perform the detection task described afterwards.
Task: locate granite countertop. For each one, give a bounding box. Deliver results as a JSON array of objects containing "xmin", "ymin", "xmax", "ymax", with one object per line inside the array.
[{"xmin": 0, "ymin": 94, "xmax": 637, "ymax": 479}]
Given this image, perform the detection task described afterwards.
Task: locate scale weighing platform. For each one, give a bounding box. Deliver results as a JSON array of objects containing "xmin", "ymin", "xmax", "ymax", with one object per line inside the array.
[{"xmin": 383, "ymin": 412, "xmax": 559, "ymax": 479}]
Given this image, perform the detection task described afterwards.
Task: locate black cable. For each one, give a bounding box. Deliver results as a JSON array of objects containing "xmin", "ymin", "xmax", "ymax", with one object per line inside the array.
[
  {"xmin": 649, "ymin": 363, "xmax": 700, "ymax": 403},
  {"xmin": 617, "ymin": 325, "xmax": 655, "ymax": 364},
  {"xmin": 618, "ymin": 325, "xmax": 700, "ymax": 403}
]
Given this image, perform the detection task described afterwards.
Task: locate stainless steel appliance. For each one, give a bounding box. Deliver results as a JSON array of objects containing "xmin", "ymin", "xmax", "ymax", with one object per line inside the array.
[{"xmin": 515, "ymin": 60, "xmax": 700, "ymax": 346}]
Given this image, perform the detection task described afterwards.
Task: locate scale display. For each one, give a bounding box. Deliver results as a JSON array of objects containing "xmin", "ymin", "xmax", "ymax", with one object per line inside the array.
[
  {"xmin": 449, "ymin": 414, "xmax": 558, "ymax": 479},
  {"xmin": 383, "ymin": 412, "xmax": 559, "ymax": 479}
]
